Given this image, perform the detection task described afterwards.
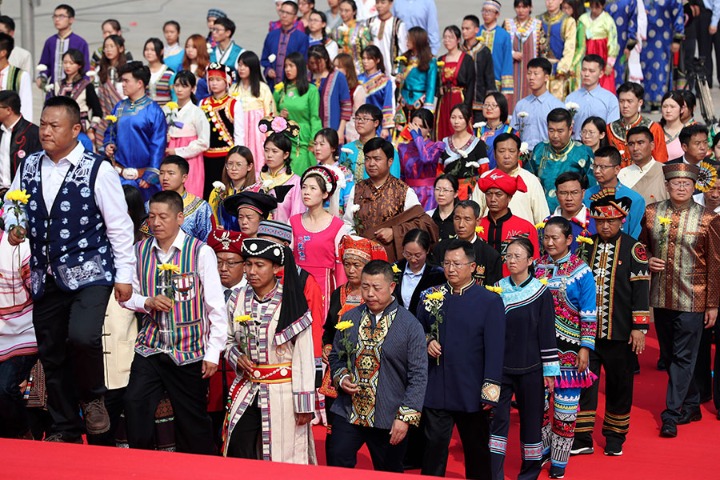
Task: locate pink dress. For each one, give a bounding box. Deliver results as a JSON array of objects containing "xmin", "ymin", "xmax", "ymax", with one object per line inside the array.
[
  {"xmin": 261, "ymin": 172, "xmax": 306, "ymax": 223},
  {"xmin": 289, "ymin": 214, "xmax": 349, "ymax": 331},
  {"xmin": 167, "ymin": 102, "xmax": 210, "ymax": 198},
  {"xmin": 230, "ymin": 82, "xmax": 276, "ymax": 180}
]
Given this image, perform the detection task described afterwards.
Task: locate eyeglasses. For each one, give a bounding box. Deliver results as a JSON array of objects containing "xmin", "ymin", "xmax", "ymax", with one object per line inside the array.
[
  {"xmin": 581, "ymin": 129, "xmax": 599, "ymax": 137},
  {"xmin": 592, "ymin": 164, "xmax": 615, "ymax": 171},
  {"xmin": 505, "ymin": 253, "xmax": 530, "ymax": 261},
  {"xmin": 403, "ymin": 251, "xmax": 426, "ymax": 260},
  {"xmin": 668, "ymin": 181, "xmax": 694, "ymax": 190},
  {"xmin": 354, "ymin": 116, "xmax": 375, "ymax": 123},
  {"xmin": 482, "ymin": 103, "xmax": 499, "ymax": 109},
  {"xmin": 226, "ymin": 162, "xmax": 247, "ymax": 170},
  {"xmin": 434, "ymin": 187, "xmax": 454, "ymax": 194},
  {"xmin": 442, "ymin": 261, "xmax": 473, "ymax": 269},
  {"xmin": 212, "ymin": 27, "xmax": 226, "ymax": 33},
  {"xmin": 217, "ymin": 260, "xmax": 244, "ymax": 268},
  {"xmin": 279, "ymin": 10, "xmax": 296, "ymax": 16}
]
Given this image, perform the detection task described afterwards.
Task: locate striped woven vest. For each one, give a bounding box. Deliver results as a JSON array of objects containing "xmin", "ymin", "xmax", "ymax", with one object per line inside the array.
[{"xmin": 134, "ymin": 234, "xmax": 206, "ymax": 365}]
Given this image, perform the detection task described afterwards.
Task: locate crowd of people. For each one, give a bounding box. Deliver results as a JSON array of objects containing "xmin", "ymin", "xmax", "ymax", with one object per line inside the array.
[{"xmin": 1, "ymin": 1, "xmax": 720, "ymax": 479}]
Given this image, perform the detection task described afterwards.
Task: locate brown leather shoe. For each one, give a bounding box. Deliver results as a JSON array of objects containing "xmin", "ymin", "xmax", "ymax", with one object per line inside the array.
[{"xmin": 82, "ymin": 398, "xmax": 110, "ymax": 435}]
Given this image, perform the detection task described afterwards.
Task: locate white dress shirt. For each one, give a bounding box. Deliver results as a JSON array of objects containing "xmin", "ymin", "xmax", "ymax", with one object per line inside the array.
[
  {"xmin": 3, "ymin": 142, "xmax": 136, "ymax": 284},
  {"xmin": 121, "ymin": 230, "xmax": 228, "ymax": 364},
  {"xmin": 0, "ymin": 64, "xmax": 33, "ymax": 122},
  {"xmin": 694, "ymin": 192, "xmax": 720, "ymax": 214},
  {"xmin": 342, "ymin": 182, "xmax": 421, "ymax": 231},
  {"xmin": 401, "ymin": 263, "xmax": 425, "ymax": 308},
  {"xmin": 0, "ymin": 117, "xmax": 20, "ymax": 188},
  {"xmin": 367, "ymin": 15, "xmax": 409, "ymax": 80},
  {"xmin": 9, "ymin": 46, "xmax": 33, "ymax": 78}
]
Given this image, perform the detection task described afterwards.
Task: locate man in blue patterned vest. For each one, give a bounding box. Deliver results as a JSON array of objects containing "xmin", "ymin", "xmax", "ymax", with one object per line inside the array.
[
  {"xmin": 121, "ymin": 190, "xmax": 227, "ymax": 454},
  {"xmin": 3, "ymin": 96, "xmax": 135, "ymax": 443}
]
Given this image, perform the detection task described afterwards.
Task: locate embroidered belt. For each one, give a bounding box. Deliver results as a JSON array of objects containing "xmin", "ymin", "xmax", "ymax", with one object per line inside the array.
[{"xmin": 245, "ymin": 362, "xmax": 292, "ymax": 384}]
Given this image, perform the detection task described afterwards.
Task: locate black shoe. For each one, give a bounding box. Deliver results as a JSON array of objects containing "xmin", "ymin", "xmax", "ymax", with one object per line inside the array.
[
  {"xmin": 677, "ymin": 409, "xmax": 702, "ymax": 425},
  {"xmin": 660, "ymin": 421, "xmax": 677, "ymax": 438},
  {"xmin": 549, "ymin": 466, "xmax": 566, "ymax": 479},
  {"xmin": 657, "ymin": 358, "xmax": 667, "ymax": 371},
  {"xmin": 44, "ymin": 433, "xmax": 83, "ymax": 444},
  {"xmin": 716, "ymin": 411, "xmax": 720, "ymax": 420},
  {"xmin": 604, "ymin": 444, "xmax": 623, "ymax": 456}
]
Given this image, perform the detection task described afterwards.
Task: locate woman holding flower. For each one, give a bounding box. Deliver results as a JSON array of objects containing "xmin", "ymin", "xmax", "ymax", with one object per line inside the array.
[
  {"xmin": 166, "ymin": 71, "xmax": 210, "ymax": 198},
  {"xmin": 534, "ymin": 216, "xmax": 597, "ymax": 479},
  {"xmin": 392, "ymin": 229, "xmax": 445, "ymax": 316},
  {"xmin": 208, "ymin": 147, "xmax": 256, "ymax": 231},
  {"xmin": 95, "ymin": 35, "xmax": 127, "ymax": 152},
  {"xmin": 475, "ymin": 91, "xmax": 514, "ymax": 169},
  {"xmin": 491, "ymin": 237, "xmax": 559, "ymax": 480},
  {"xmin": 332, "ymin": 0, "xmax": 372, "ymax": 74},
  {"xmin": 200, "ymin": 63, "xmax": 245, "ymax": 197},
  {"xmin": 438, "ymin": 103, "xmax": 489, "ymax": 200},
  {"xmin": 435, "ymin": 25, "xmax": 475, "ymax": 142},
  {"xmin": 50, "ymin": 49, "xmax": 102, "ymax": 145},
  {"xmin": 274, "ymin": 52, "xmax": 322, "ymax": 176}
]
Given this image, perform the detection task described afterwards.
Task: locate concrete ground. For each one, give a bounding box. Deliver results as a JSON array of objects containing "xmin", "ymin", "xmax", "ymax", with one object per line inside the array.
[{"xmin": 3, "ymin": 0, "xmax": 719, "ymax": 124}]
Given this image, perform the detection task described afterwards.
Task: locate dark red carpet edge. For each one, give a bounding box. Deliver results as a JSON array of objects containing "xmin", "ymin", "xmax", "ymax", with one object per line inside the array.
[{"xmin": 2, "ymin": 330, "xmax": 716, "ymax": 479}]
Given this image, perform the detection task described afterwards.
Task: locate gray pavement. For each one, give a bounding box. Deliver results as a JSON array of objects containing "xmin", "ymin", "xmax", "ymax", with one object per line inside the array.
[{"xmin": 2, "ymin": 1, "xmax": 719, "ymax": 123}]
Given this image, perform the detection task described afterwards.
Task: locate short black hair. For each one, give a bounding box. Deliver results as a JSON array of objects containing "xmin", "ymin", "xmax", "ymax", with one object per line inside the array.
[
  {"xmin": 434, "ymin": 173, "xmax": 458, "ymax": 191},
  {"xmin": 362, "ymin": 259, "xmax": 394, "ymax": 283},
  {"xmin": 0, "ymin": 16, "xmax": 15, "ymax": 32},
  {"xmin": 493, "ymin": 132, "xmax": 521, "ymax": 150},
  {"xmin": 55, "ymin": 4, "xmax": 76, "ymax": 18},
  {"xmin": 161, "ymin": 155, "xmax": 190, "ymax": 175},
  {"xmin": 626, "ymin": 125, "xmax": 654, "ymax": 143},
  {"xmin": 545, "ymin": 216, "xmax": 572, "ymax": 238},
  {"xmin": 43, "ymin": 96, "xmax": 81, "ymax": 125},
  {"xmin": 555, "ymin": 171, "xmax": 587, "ymax": 190},
  {"xmin": 454, "ymin": 199, "xmax": 481, "ymax": 218},
  {"xmin": 410, "ymin": 108, "xmax": 434, "ymax": 130},
  {"xmin": 402, "ymin": 228, "xmax": 432, "ymax": 252},
  {"xmin": 118, "ymin": 61, "xmax": 151, "ymax": 88},
  {"xmin": 582, "ymin": 54, "xmax": 605, "ymax": 70},
  {"xmin": 463, "ymin": 15, "xmax": 480, "ymax": 27},
  {"xmin": 214, "ymin": 17, "xmax": 236, "ymax": 36},
  {"xmin": 0, "ymin": 90, "xmax": 21, "ymax": 115},
  {"xmin": 0, "ymin": 32, "xmax": 14, "ymax": 57},
  {"xmin": 547, "ymin": 107, "xmax": 572, "ymax": 127},
  {"xmin": 356, "ymin": 103, "xmax": 383, "ymax": 124},
  {"xmin": 679, "ymin": 123, "xmax": 709, "ymax": 146},
  {"xmin": 283, "ymin": 0, "xmax": 300, "ymax": 14},
  {"xmin": 514, "ymin": 0, "xmax": 532, "ymax": 7},
  {"xmin": 363, "ymin": 137, "xmax": 395, "ymax": 160},
  {"xmin": 617, "ymin": 82, "xmax": 644, "ymax": 100},
  {"xmin": 443, "ymin": 239, "xmax": 475, "ymax": 263},
  {"xmin": 527, "ymin": 57, "xmax": 552, "ymax": 75},
  {"xmin": 594, "ymin": 145, "xmax": 622, "ymax": 166},
  {"xmin": 149, "ymin": 190, "xmax": 184, "ymax": 214}
]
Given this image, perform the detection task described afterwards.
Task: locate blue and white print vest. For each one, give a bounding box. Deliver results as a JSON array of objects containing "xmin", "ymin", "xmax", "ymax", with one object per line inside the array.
[{"xmin": 20, "ymin": 151, "xmax": 115, "ymax": 299}]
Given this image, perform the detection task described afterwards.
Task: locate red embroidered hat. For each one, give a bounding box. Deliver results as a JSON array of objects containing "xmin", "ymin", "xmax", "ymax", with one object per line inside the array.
[
  {"xmin": 589, "ymin": 188, "xmax": 631, "ymax": 219},
  {"xmin": 207, "ymin": 228, "xmax": 244, "ymax": 255},
  {"xmin": 478, "ymin": 169, "xmax": 528, "ymax": 196}
]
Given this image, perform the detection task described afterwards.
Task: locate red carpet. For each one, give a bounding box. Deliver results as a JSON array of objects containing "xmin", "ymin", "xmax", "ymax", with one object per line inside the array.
[{"xmin": 3, "ymin": 331, "xmax": 717, "ymax": 479}]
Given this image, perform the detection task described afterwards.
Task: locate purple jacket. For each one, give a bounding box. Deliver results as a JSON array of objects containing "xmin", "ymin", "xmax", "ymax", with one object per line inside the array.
[{"xmin": 38, "ymin": 32, "xmax": 90, "ymax": 83}]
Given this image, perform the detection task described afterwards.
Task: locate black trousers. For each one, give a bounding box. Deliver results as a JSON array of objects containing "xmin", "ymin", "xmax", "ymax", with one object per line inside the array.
[
  {"xmin": 328, "ymin": 415, "xmax": 408, "ymax": 472},
  {"xmin": 714, "ymin": 323, "xmax": 720, "ymax": 410},
  {"xmin": 692, "ymin": 327, "xmax": 713, "ymax": 403},
  {"xmin": 654, "ymin": 308, "xmax": 704, "ymax": 423},
  {"xmin": 227, "ymin": 399, "xmax": 262, "ymax": 459},
  {"xmin": 124, "ymin": 353, "xmax": 214, "ymax": 454},
  {"xmin": 32, "ymin": 278, "xmax": 111, "ymax": 437},
  {"xmin": 203, "ymin": 155, "xmax": 225, "ymax": 198},
  {"xmin": 575, "ymin": 339, "xmax": 635, "ymax": 450},
  {"xmin": 490, "ymin": 372, "xmax": 545, "ymax": 480},
  {"xmin": 685, "ymin": 9, "xmax": 715, "ymax": 87},
  {"xmin": 422, "ymin": 407, "xmax": 491, "ymax": 480}
]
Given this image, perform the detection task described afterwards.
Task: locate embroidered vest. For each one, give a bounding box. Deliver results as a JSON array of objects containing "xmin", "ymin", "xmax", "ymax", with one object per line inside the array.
[
  {"xmin": 5, "ymin": 66, "xmax": 22, "ymax": 93},
  {"xmin": 134, "ymin": 235, "xmax": 206, "ymax": 365},
  {"xmin": 202, "ymin": 96, "xmax": 236, "ymax": 157},
  {"xmin": 20, "ymin": 151, "xmax": 115, "ymax": 299},
  {"xmin": 354, "ymin": 176, "xmax": 408, "ymax": 236}
]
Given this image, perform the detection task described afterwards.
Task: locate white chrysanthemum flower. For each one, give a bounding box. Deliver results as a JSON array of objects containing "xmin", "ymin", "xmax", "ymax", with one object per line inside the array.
[
  {"xmin": 520, "ymin": 142, "xmax": 529, "ymax": 154},
  {"xmin": 212, "ymin": 181, "xmax": 226, "ymax": 192},
  {"xmin": 268, "ymin": 54, "xmax": 277, "ymax": 63},
  {"xmin": 518, "ymin": 111, "xmax": 529, "ymax": 118},
  {"xmin": 473, "ymin": 121, "xmax": 486, "ymax": 129}
]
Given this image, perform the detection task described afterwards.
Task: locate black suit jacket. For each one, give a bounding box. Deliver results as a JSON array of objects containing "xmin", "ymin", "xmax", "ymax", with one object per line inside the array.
[
  {"xmin": 392, "ymin": 258, "xmax": 447, "ymax": 316},
  {"xmin": 1, "ymin": 117, "xmax": 41, "ymax": 183}
]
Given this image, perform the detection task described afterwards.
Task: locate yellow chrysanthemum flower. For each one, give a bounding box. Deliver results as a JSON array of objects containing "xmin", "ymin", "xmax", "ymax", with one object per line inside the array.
[
  {"xmin": 335, "ymin": 320, "xmax": 354, "ymax": 331},
  {"xmin": 157, "ymin": 263, "xmax": 180, "ymax": 273},
  {"xmin": 426, "ymin": 291, "xmax": 445, "ymax": 301},
  {"xmin": 5, "ymin": 189, "xmax": 30, "ymax": 204},
  {"xmin": 392, "ymin": 264, "xmax": 402, "ymax": 274},
  {"xmin": 104, "ymin": 114, "xmax": 117, "ymax": 122},
  {"xmin": 166, "ymin": 101, "xmax": 179, "ymax": 110},
  {"xmin": 535, "ymin": 222, "xmax": 546, "ymax": 229},
  {"xmin": 577, "ymin": 236, "xmax": 594, "ymax": 245},
  {"xmin": 475, "ymin": 225, "xmax": 484, "ymax": 235},
  {"xmin": 274, "ymin": 82, "xmax": 285, "ymax": 92},
  {"xmin": 539, "ymin": 278, "xmax": 548, "ymax": 285},
  {"xmin": 658, "ymin": 216, "xmax": 672, "ymax": 226},
  {"xmin": 485, "ymin": 285, "xmax": 503, "ymax": 294},
  {"xmin": 234, "ymin": 315, "xmax": 252, "ymax": 323}
]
